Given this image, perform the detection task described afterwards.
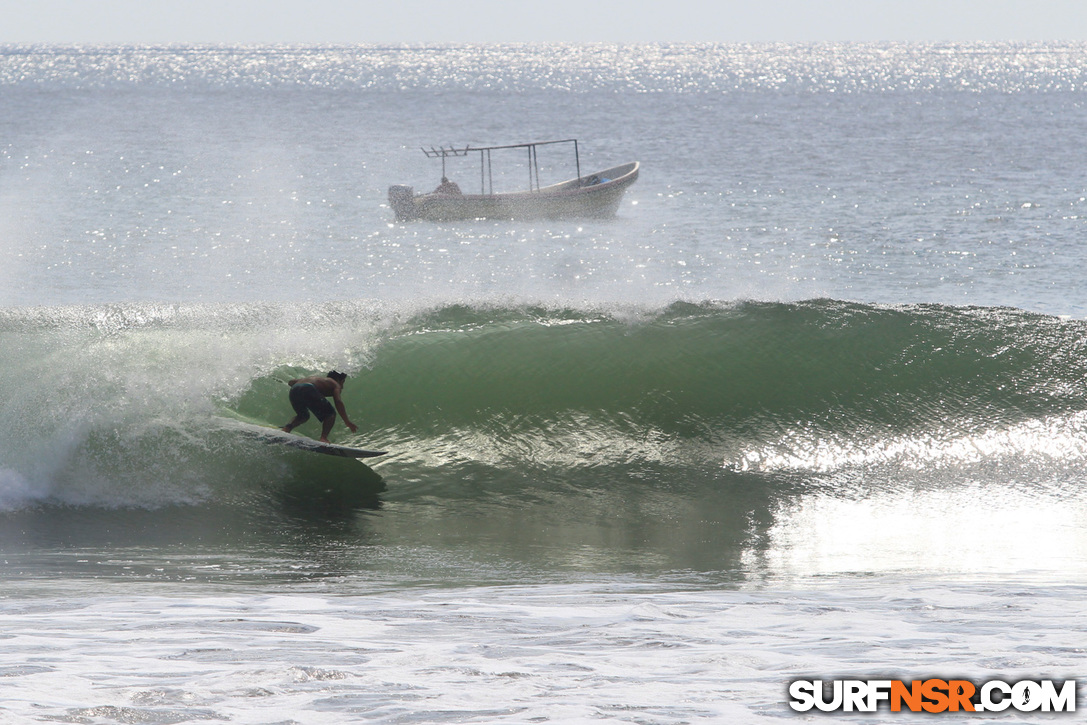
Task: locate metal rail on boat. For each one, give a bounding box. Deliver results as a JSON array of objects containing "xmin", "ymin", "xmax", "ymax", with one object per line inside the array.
[{"xmin": 421, "ymin": 139, "xmax": 582, "ymax": 195}]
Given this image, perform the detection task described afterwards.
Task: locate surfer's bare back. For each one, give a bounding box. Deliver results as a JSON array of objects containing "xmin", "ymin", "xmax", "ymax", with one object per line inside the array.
[{"xmin": 281, "ymin": 370, "xmax": 358, "ymax": 443}]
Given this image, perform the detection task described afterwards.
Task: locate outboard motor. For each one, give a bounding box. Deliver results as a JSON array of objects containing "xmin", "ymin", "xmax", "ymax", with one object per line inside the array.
[{"xmin": 388, "ymin": 185, "xmax": 416, "ymax": 221}]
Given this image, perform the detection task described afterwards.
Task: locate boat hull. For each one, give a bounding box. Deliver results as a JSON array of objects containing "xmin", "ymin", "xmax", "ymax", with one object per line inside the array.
[{"xmin": 389, "ymin": 162, "xmax": 639, "ymax": 222}]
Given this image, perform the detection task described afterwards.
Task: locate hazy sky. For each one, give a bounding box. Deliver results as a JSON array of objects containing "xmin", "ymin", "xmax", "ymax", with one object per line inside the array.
[{"xmin": 2, "ymin": 0, "xmax": 1086, "ymax": 44}]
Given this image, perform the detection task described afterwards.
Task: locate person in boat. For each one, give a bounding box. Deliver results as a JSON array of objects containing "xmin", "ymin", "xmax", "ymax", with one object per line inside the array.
[
  {"xmin": 433, "ymin": 176, "xmax": 462, "ymax": 195},
  {"xmin": 281, "ymin": 370, "xmax": 358, "ymax": 443}
]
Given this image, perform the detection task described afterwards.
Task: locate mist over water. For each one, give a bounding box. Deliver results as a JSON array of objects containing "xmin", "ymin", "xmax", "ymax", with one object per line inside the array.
[{"xmin": 4, "ymin": 44, "xmax": 1087, "ymax": 313}]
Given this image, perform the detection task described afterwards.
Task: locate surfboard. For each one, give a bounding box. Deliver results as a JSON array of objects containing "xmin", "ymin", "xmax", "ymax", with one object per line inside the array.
[{"xmin": 226, "ymin": 419, "xmax": 387, "ymax": 459}]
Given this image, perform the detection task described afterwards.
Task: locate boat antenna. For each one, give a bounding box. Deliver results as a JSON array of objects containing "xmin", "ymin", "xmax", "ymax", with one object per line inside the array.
[{"xmin": 422, "ymin": 145, "xmax": 471, "ymax": 179}]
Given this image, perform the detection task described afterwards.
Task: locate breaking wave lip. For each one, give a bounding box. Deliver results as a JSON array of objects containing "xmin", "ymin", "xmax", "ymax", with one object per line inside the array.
[{"xmin": 3, "ymin": 297, "xmax": 1087, "ymax": 510}]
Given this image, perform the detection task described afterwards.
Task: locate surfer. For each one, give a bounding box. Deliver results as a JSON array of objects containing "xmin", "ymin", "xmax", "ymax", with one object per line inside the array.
[{"xmin": 280, "ymin": 371, "xmax": 358, "ymax": 443}]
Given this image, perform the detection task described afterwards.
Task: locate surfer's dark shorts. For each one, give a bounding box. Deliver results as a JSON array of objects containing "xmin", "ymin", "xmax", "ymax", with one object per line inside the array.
[{"xmin": 288, "ymin": 382, "xmax": 335, "ymax": 423}]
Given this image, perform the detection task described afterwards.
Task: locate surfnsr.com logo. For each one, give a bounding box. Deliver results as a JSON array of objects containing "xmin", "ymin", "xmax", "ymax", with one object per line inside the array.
[{"xmin": 788, "ymin": 679, "xmax": 1077, "ymax": 713}]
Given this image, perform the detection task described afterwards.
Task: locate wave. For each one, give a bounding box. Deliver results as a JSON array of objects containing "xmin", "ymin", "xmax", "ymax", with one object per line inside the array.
[{"xmin": 2, "ymin": 299, "xmax": 1086, "ymax": 511}]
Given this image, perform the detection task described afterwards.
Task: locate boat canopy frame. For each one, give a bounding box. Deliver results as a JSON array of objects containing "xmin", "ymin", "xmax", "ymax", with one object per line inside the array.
[{"xmin": 421, "ymin": 139, "xmax": 582, "ymax": 195}]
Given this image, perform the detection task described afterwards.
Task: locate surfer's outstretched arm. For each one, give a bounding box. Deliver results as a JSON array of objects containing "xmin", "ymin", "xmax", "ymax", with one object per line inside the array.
[{"xmin": 332, "ymin": 389, "xmax": 358, "ymax": 433}]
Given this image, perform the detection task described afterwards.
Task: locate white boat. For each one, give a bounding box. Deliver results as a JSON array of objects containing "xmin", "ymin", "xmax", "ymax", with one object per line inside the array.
[{"xmin": 388, "ymin": 139, "xmax": 639, "ymax": 222}]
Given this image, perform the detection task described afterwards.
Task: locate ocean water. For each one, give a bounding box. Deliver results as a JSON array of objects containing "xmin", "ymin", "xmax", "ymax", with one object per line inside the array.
[{"xmin": 1, "ymin": 43, "xmax": 1086, "ymax": 723}]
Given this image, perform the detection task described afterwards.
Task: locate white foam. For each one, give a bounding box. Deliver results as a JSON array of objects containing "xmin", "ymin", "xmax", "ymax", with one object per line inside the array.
[{"xmin": 0, "ymin": 579, "xmax": 1080, "ymax": 723}]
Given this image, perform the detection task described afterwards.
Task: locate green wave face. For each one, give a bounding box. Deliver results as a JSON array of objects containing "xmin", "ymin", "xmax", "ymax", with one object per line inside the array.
[
  {"xmin": 236, "ymin": 300, "xmax": 1087, "ymax": 486},
  {"xmin": 3, "ymin": 299, "xmax": 1086, "ymax": 512}
]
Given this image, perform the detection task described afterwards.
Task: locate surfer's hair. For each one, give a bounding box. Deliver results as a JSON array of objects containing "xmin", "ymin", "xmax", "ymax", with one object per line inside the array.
[{"xmin": 328, "ymin": 370, "xmax": 347, "ymax": 384}]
